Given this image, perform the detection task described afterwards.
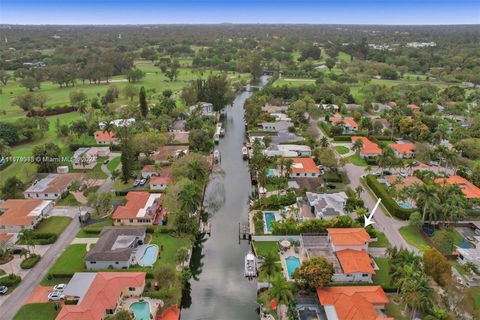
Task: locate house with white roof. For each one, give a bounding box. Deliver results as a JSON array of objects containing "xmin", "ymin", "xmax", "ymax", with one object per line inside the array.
[
  {"xmin": 305, "ymin": 192, "xmax": 348, "ymax": 219},
  {"xmin": 98, "ymin": 118, "xmax": 135, "ymax": 130},
  {"xmin": 265, "ymin": 144, "xmax": 312, "ymax": 157},
  {"xmin": 189, "ymin": 102, "xmax": 215, "ymax": 116},
  {"xmin": 72, "ymin": 147, "xmax": 109, "ymax": 169}
]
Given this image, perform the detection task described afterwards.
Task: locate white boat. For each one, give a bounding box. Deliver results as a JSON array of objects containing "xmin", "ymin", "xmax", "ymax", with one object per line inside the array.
[
  {"xmin": 244, "ymin": 251, "xmax": 257, "ymax": 277},
  {"xmin": 220, "ymin": 128, "xmax": 225, "ymax": 137},
  {"xmin": 242, "ymin": 146, "xmax": 248, "ymax": 160},
  {"xmin": 214, "ymin": 150, "xmax": 221, "ymax": 163},
  {"xmin": 214, "ymin": 126, "xmax": 221, "ymax": 144}
]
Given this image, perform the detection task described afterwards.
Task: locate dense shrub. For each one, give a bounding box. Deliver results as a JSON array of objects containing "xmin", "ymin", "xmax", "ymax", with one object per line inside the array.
[
  {"xmin": 272, "ymin": 215, "xmax": 360, "ymax": 235},
  {"xmin": 0, "ymin": 273, "xmax": 21, "ymax": 287},
  {"xmin": 364, "ymin": 174, "xmax": 414, "ymax": 220},
  {"xmin": 20, "ymin": 254, "xmax": 41, "ymax": 269},
  {"xmin": 252, "ymin": 192, "xmax": 297, "ymax": 210}
]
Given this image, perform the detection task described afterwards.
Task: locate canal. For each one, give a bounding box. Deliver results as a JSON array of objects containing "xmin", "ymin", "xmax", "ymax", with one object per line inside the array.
[{"xmin": 181, "ymin": 78, "xmax": 268, "ymax": 320}]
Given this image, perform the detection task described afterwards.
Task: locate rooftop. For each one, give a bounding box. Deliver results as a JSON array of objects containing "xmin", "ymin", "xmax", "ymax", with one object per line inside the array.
[
  {"xmin": 434, "ymin": 175, "xmax": 480, "ymax": 199},
  {"xmin": 327, "ymin": 228, "xmax": 371, "ymax": 247},
  {"xmin": 0, "ymin": 199, "xmax": 52, "ymax": 227},
  {"xmin": 84, "ymin": 226, "xmax": 146, "ymax": 262},
  {"xmin": 94, "ymin": 130, "xmax": 117, "ymax": 143},
  {"xmin": 151, "ymin": 145, "xmax": 189, "ymax": 162},
  {"xmin": 351, "ymin": 136, "xmax": 381, "ymax": 155},
  {"xmin": 291, "ymin": 158, "xmax": 320, "ymax": 174},
  {"xmin": 385, "ymin": 175, "xmax": 424, "ymax": 190},
  {"xmin": 332, "ymin": 117, "xmax": 359, "ymax": 128},
  {"xmin": 389, "ymin": 143, "xmax": 415, "ymax": 154},
  {"xmin": 112, "ymin": 192, "xmax": 162, "ymax": 220},
  {"xmin": 24, "ymin": 174, "xmax": 80, "ymax": 194},
  {"xmin": 336, "ymin": 249, "xmax": 375, "ymax": 274}
]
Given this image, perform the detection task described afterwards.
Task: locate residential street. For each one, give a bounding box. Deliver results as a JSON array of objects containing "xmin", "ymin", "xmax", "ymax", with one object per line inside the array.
[
  {"xmin": 309, "ymin": 117, "xmax": 415, "ymax": 253},
  {"xmin": 0, "ymin": 216, "xmax": 81, "ymax": 320},
  {"xmin": 96, "ymin": 152, "xmax": 121, "ymax": 195}
]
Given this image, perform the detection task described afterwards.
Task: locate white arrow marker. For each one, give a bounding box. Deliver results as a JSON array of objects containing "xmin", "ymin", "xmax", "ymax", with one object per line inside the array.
[{"xmin": 364, "ymin": 198, "xmax": 381, "ymax": 227}]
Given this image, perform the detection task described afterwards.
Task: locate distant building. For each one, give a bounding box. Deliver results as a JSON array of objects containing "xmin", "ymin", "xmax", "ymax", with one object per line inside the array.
[
  {"xmin": 304, "ymin": 192, "xmax": 348, "ymax": 219},
  {"xmin": 24, "ymin": 173, "xmax": 80, "ymax": 200},
  {"xmin": 112, "ymin": 192, "xmax": 164, "ymax": 225},
  {"xmin": 72, "ymin": 147, "xmax": 109, "ymax": 169},
  {"xmin": 351, "ymin": 137, "xmax": 381, "ymax": 159},
  {"xmin": 98, "ymin": 118, "xmax": 135, "ymax": 130},
  {"xmin": 94, "ymin": 131, "xmax": 118, "ymax": 145},
  {"xmin": 389, "ymin": 143, "xmax": 415, "ymax": 159},
  {"xmin": 261, "ymin": 120, "xmax": 293, "ymax": 132},
  {"xmin": 57, "ymin": 272, "xmax": 146, "ymax": 320},
  {"xmin": 85, "ymin": 226, "xmax": 146, "ymax": 270},
  {"xmin": 151, "ymin": 146, "xmax": 189, "ymax": 163},
  {"xmin": 331, "ymin": 115, "xmax": 359, "ymax": 134},
  {"xmin": 435, "ymin": 176, "xmax": 480, "ymax": 200},
  {"xmin": 149, "ymin": 168, "xmax": 173, "ymax": 191},
  {"xmin": 0, "ymin": 199, "xmax": 53, "ymax": 233},
  {"xmin": 189, "ymin": 102, "xmax": 215, "ymax": 116}
]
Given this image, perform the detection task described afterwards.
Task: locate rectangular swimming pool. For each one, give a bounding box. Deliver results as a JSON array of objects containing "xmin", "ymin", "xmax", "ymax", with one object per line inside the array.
[
  {"xmin": 264, "ymin": 212, "xmax": 276, "ymax": 233},
  {"xmin": 285, "ymin": 256, "xmax": 301, "ymax": 279}
]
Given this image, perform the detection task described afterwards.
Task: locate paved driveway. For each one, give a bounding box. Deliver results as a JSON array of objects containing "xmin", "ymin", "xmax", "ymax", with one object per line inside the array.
[{"xmin": 0, "ymin": 215, "xmax": 80, "ymax": 319}]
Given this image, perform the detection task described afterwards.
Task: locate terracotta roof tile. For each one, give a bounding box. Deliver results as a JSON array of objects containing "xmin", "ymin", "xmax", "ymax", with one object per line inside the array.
[
  {"xmin": 351, "ymin": 136, "xmax": 381, "ymax": 155},
  {"xmin": 434, "ymin": 175, "xmax": 480, "ymax": 199},
  {"xmin": 291, "ymin": 158, "xmax": 320, "ymax": 174},
  {"xmin": 327, "ymin": 228, "xmax": 371, "ymax": 246},
  {"xmin": 336, "ymin": 249, "xmax": 375, "ymax": 274},
  {"xmin": 0, "ymin": 199, "xmax": 51, "ymax": 227},
  {"xmin": 94, "ymin": 131, "xmax": 117, "ymax": 143},
  {"xmin": 112, "ymin": 192, "xmax": 162, "ymax": 220},
  {"xmin": 389, "ymin": 143, "xmax": 415, "ymax": 154}
]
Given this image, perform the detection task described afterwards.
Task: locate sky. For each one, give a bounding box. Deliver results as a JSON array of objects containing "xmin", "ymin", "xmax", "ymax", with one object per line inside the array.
[{"xmin": 1, "ymin": 0, "xmax": 479, "ymax": 25}]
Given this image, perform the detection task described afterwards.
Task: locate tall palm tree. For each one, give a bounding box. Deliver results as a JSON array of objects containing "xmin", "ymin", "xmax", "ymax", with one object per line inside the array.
[
  {"xmin": 414, "ymin": 184, "xmax": 438, "ymax": 223},
  {"xmin": 269, "ymin": 274, "xmax": 294, "ymax": 306},
  {"xmin": 320, "ymin": 137, "xmax": 329, "ymax": 148},
  {"xmin": 284, "ymin": 159, "xmax": 293, "ymax": 178},
  {"xmin": 178, "ymin": 181, "xmax": 202, "ymax": 214},
  {"xmin": 400, "ymin": 272, "xmax": 432, "ymax": 319},
  {"xmin": 260, "ymin": 253, "xmax": 280, "ymax": 278},
  {"xmin": 351, "ymin": 139, "xmax": 363, "ymax": 153}
]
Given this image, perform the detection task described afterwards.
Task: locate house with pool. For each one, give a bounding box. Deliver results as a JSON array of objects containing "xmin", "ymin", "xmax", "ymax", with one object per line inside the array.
[
  {"xmin": 288, "ymin": 158, "xmax": 320, "ymax": 178},
  {"xmin": 298, "ymin": 228, "xmax": 376, "ymax": 283},
  {"xmin": 112, "ymin": 192, "xmax": 165, "ymax": 225},
  {"xmin": 303, "ymin": 192, "xmax": 348, "ymax": 220},
  {"xmin": 85, "ymin": 226, "xmax": 155, "ymax": 270},
  {"xmin": 56, "ymin": 272, "xmax": 147, "ymax": 320}
]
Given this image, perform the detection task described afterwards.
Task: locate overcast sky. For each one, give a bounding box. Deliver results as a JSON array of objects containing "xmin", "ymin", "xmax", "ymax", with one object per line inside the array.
[{"xmin": 1, "ymin": 0, "xmax": 479, "ymax": 25}]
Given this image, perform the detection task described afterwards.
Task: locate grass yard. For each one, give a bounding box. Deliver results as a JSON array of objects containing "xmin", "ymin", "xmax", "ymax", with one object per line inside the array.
[
  {"xmin": 42, "ymin": 244, "xmax": 87, "ymax": 283},
  {"xmin": 347, "ymin": 152, "xmax": 368, "ymax": 166},
  {"xmin": 75, "ymin": 219, "xmax": 113, "ymax": 238},
  {"xmin": 56, "ymin": 193, "xmax": 81, "ymax": 206},
  {"xmin": 13, "ymin": 303, "xmax": 60, "ymax": 320},
  {"xmin": 107, "ymin": 156, "xmax": 121, "ymax": 173},
  {"xmin": 370, "ymin": 231, "xmax": 391, "ymax": 248},
  {"xmin": 373, "ymin": 258, "xmax": 394, "ymax": 289},
  {"xmin": 399, "ymin": 225, "xmax": 431, "ymax": 252},
  {"xmin": 34, "ymin": 217, "xmax": 72, "ymax": 236},
  {"xmin": 272, "ymin": 78, "xmax": 316, "ymax": 87},
  {"xmin": 253, "ymin": 241, "xmax": 280, "ymax": 261},
  {"xmin": 470, "ymin": 286, "xmax": 480, "ymax": 310},
  {"xmin": 149, "ymin": 234, "xmax": 192, "ymax": 268},
  {"xmin": 335, "ymin": 146, "xmax": 350, "ymax": 155}
]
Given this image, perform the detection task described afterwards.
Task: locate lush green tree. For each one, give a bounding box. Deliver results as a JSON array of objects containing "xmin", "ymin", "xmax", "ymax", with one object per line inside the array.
[
  {"xmin": 139, "ymin": 86, "xmax": 148, "ymax": 118},
  {"xmin": 87, "ymin": 192, "xmax": 113, "ymax": 217},
  {"xmin": 423, "ymin": 248, "xmax": 452, "ymax": 286},
  {"xmin": 32, "ymin": 142, "xmax": 61, "ymax": 173},
  {"xmin": 260, "ymin": 252, "xmax": 280, "ymax": 278},
  {"xmin": 188, "ymin": 129, "xmax": 213, "ymax": 153},
  {"xmin": 1, "ymin": 177, "xmax": 24, "ymax": 199},
  {"xmin": 175, "ymin": 246, "xmax": 190, "ymax": 267},
  {"xmin": 0, "ymin": 122, "xmax": 19, "ymax": 145},
  {"xmin": 126, "ymin": 68, "xmax": 145, "ymax": 83},
  {"xmin": 292, "ymin": 256, "xmax": 334, "ymax": 289},
  {"xmin": 20, "ymin": 76, "xmax": 40, "ymax": 91},
  {"xmin": 13, "ymin": 92, "xmax": 47, "ymax": 112},
  {"xmin": 269, "ymin": 274, "xmax": 294, "ymax": 305},
  {"xmin": 325, "ymin": 58, "xmax": 336, "ymax": 71}
]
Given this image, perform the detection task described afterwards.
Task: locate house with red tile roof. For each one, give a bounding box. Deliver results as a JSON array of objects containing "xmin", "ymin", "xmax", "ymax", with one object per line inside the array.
[
  {"xmin": 389, "ymin": 143, "xmax": 415, "ymax": 159},
  {"xmin": 327, "ymin": 228, "xmax": 371, "ymax": 251},
  {"xmin": 407, "ymin": 103, "xmax": 420, "ymax": 111},
  {"xmin": 112, "ymin": 192, "xmax": 164, "ymax": 225},
  {"xmin": 331, "ymin": 116, "xmax": 359, "ymax": 134},
  {"xmin": 289, "ymin": 158, "xmax": 320, "ymax": 178},
  {"xmin": 351, "ymin": 137, "xmax": 381, "ymax": 159},
  {"xmin": 94, "ymin": 130, "xmax": 118, "ymax": 145},
  {"xmin": 0, "ymin": 199, "xmax": 53, "ymax": 233},
  {"xmin": 56, "ymin": 272, "xmax": 146, "ymax": 320},
  {"xmin": 150, "ymin": 175, "xmax": 172, "ymax": 191},
  {"xmin": 434, "ymin": 176, "xmax": 480, "ymax": 200},
  {"xmin": 316, "ymin": 286, "xmax": 392, "ymax": 320},
  {"xmin": 158, "ymin": 305, "xmax": 181, "ymax": 320}
]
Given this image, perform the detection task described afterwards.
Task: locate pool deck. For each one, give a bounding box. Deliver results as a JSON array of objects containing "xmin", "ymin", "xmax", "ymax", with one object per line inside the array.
[
  {"xmin": 280, "ymin": 247, "xmax": 303, "ymax": 281},
  {"xmin": 263, "ymin": 211, "xmax": 281, "ymax": 234},
  {"xmin": 121, "ymin": 297, "xmax": 163, "ymax": 318}
]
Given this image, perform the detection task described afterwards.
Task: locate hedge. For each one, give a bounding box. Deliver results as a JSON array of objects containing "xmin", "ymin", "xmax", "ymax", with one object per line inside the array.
[
  {"xmin": 0, "ymin": 274, "xmax": 21, "ymax": 287},
  {"xmin": 364, "ymin": 174, "xmax": 415, "ymax": 220},
  {"xmin": 333, "ymin": 136, "xmax": 354, "ymax": 141},
  {"xmin": 18, "ymin": 233, "xmax": 57, "ymax": 245},
  {"xmin": 20, "ymin": 254, "xmax": 41, "ymax": 269},
  {"xmin": 466, "ymin": 209, "xmax": 480, "ymax": 217},
  {"xmin": 27, "ymin": 106, "xmax": 77, "ymax": 117}
]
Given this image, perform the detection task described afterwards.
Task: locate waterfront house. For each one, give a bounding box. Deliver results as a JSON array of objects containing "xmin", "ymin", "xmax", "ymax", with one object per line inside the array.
[
  {"xmin": 316, "ymin": 286, "xmax": 392, "ymax": 320},
  {"xmin": 151, "ymin": 146, "xmax": 189, "ymax": 164},
  {"xmin": 289, "ymin": 158, "xmax": 320, "ymax": 178},
  {"xmin": 0, "ymin": 199, "xmax": 53, "ymax": 233},
  {"xmin": 150, "ymin": 169, "xmax": 173, "ymax": 191},
  {"xmin": 265, "ymin": 144, "xmax": 312, "ymax": 157},
  {"xmin": 260, "ymin": 120, "xmax": 293, "ymax": 132},
  {"xmin": 304, "ymin": 192, "xmax": 348, "ymax": 219},
  {"xmin": 112, "ymin": 192, "xmax": 164, "ymax": 225},
  {"xmin": 351, "ymin": 136, "xmax": 381, "ymax": 159},
  {"xmin": 94, "ymin": 130, "xmax": 118, "ymax": 145},
  {"xmin": 85, "ymin": 226, "xmax": 146, "ymax": 270},
  {"xmin": 56, "ymin": 272, "xmax": 146, "ymax": 320},
  {"xmin": 189, "ymin": 102, "xmax": 215, "ymax": 117},
  {"xmin": 24, "ymin": 173, "xmax": 80, "ymax": 200}
]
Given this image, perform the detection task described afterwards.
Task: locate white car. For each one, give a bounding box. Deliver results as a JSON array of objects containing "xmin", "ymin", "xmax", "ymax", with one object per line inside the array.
[
  {"xmin": 0, "ymin": 286, "xmax": 8, "ymax": 294},
  {"xmin": 139, "ymin": 179, "xmax": 147, "ymax": 186},
  {"xmin": 48, "ymin": 291, "xmax": 65, "ymax": 301},
  {"xmin": 53, "ymin": 283, "xmax": 67, "ymax": 291},
  {"xmin": 133, "ymin": 179, "xmax": 140, "ymax": 187}
]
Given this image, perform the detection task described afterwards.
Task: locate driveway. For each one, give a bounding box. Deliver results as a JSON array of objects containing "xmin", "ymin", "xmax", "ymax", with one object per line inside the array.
[
  {"xmin": 308, "ymin": 117, "xmax": 415, "ymax": 253},
  {"xmin": 96, "ymin": 152, "xmax": 121, "ymax": 195},
  {"xmin": 0, "ymin": 215, "xmax": 81, "ymax": 319}
]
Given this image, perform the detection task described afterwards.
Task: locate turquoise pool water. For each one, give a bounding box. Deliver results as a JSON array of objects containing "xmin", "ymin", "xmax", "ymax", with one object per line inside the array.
[
  {"xmin": 130, "ymin": 301, "xmax": 150, "ymax": 320},
  {"xmin": 264, "ymin": 212, "xmax": 276, "ymax": 232},
  {"xmin": 459, "ymin": 241, "xmax": 474, "ymax": 249},
  {"xmin": 285, "ymin": 256, "xmax": 301, "ymax": 279},
  {"xmin": 138, "ymin": 245, "xmax": 159, "ymax": 267},
  {"xmin": 399, "ymin": 202, "xmax": 413, "ymax": 209},
  {"xmin": 267, "ymin": 169, "xmax": 276, "ymax": 177}
]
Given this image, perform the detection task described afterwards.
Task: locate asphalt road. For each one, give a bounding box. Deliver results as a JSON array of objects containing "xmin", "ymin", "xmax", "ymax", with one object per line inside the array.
[{"xmin": 0, "ymin": 215, "xmax": 81, "ymax": 320}]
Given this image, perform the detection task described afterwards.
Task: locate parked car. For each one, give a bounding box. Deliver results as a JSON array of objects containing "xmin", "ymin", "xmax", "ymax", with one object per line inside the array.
[
  {"xmin": 326, "ymin": 183, "xmax": 337, "ymax": 189},
  {"xmin": 53, "ymin": 284, "xmax": 67, "ymax": 291},
  {"xmin": 0, "ymin": 286, "xmax": 8, "ymax": 294},
  {"xmin": 133, "ymin": 179, "xmax": 141, "ymax": 187},
  {"xmin": 382, "ymin": 170, "xmax": 392, "ymax": 176},
  {"xmin": 399, "ymin": 171, "xmax": 408, "ymax": 177},
  {"xmin": 48, "ymin": 291, "xmax": 65, "ymax": 301},
  {"xmin": 428, "ymin": 161, "xmax": 440, "ymax": 166},
  {"xmin": 103, "ymin": 159, "xmax": 110, "ymax": 165},
  {"xmin": 10, "ymin": 247, "xmax": 26, "ymax": 255},
  {"xmin": 139, "ymin": 179, "xmax": 147, "ymax": 186}
]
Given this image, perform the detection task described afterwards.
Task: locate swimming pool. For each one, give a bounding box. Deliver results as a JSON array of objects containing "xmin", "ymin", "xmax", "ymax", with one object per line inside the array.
[
  {"xmin": 285, "ymin": 256, "xmax": 301, "ymax": 279},
  {"xmin": 130, "ymin": 301, "xmax": 150, "ymax": 320},
  {"xmin": 138, "ymin": 245, "xmax": 159, "ymax": 267},
  {"xmin": 267, "ymin": 169, "xmax": 276, "ymax": 177},
  {"xmin": 458, "ymin": 241, "xmax": 474, "ymax": 249},
  {"xmin": 264, "ymin": 212, "xmax": 276, "ymax": 233},
  {"xmin": 398, "ymin": 202, "xmax": 413, "ymax": 209}
]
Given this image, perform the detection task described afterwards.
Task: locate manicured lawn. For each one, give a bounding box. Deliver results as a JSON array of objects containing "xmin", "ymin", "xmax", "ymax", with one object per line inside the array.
[
  {"xmin": 43, "ymin": 244, "xmax": 87, "ymax": 282},
  {"xmin": 470, "ymin": 286, "xmax": 480, "ymax": 310},
  {"xmin": 253, "ymin": 241, "xmax": 280, "ymax": 261},
  {"xmin": 370, "ymin": 231, "xmax": 391, "ymax": 248},
  {"xmin": 399, "ymin": 225, "xmax": 431, "ymax": 252},
  {"xmin": 34, "ymin": 217, "xmax": 72, "ymax": 236},
  {"xmin": 13, "ymin": 303, "xmax": 60, "ymax": 320},
  {"xmin": 75, "ymin": 219, "xmax": 113, "ymax": 238},
  {"xmin": 347, "ymin": 152, "xmax": 368, "ymax": 166},
  {"xmin": 335, "ymin": 146, "xmax": 350, "ymax": 155},
  {"xmin": 373, "ymin": 258, "xmax": 394, "ymax": 289},
  {"xmin": 107, "ymin": 156, "xmax": 121, "ymax": 173},
  {"xmin": 149, "ymin": 234, "xmax": 192, "ymax": 268},
  {"xmin": 273, "ymin": 78, "xmax": 316, "ymax": 87},
  {"xmin": 56, "ymin": 193, "xmax": 81, "ymax": 206}
]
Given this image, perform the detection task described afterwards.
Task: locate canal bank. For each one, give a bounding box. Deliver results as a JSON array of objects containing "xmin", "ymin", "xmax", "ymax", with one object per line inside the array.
[{"xmin": 181, "ymin": 78, "xmax": 268, "ymax": 320}]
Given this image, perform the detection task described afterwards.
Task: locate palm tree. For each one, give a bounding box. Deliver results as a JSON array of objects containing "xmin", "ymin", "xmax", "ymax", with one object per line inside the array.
[
  {"xmin": 414, "ymin": 184, "xmax": 438, "ymax": 223},
  {"xmin": 178, "ymin": 181, "xmax": 202, "ymax": 214},
  {"xmin": 269, "ymin": 274, "xmax": 294, "ymax": 306},
  {"xmin": 284, "ymin": 159, "xmax": 293, "ymax": 178},
  {"xmin": 351, "ymin": 139, "xmax": 363, "ymax": 153},
  {"xmin": 320, "ymin": 137, "xmax": 329, "ymax": 148},
  {"xmin": 260, "ymin": 253, "xmax": 280, "ymax": 278},
  {"xmin": 400, "ymin": 272, "xmax": 431, "ymax": 319},
  {"xmin": 20, "ymin": 229, "xmax": 35, "ymax": 257},
  {"xmin": 175, "ymin": 247, "xmax": 190, "ymax": 267},
  {"xmin": 187, "ymin": 158, "xmax": 207, "ymax": 182}
]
